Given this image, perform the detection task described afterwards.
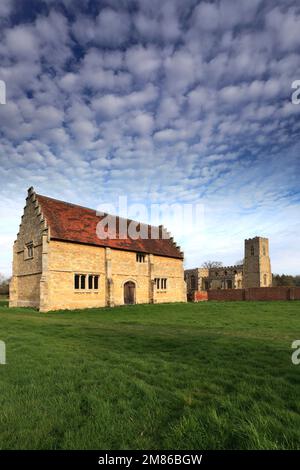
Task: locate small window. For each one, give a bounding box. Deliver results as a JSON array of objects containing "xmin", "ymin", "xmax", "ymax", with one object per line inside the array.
[
  {"xmin": 136, "ymin": 253, "xmax": 146, "ymax": 263},
  {"xmin": 155, "ymin": 278, "xmax": 167, "ymax": 290},
  {"xmin": 75, "ymin": 274, "xmax": 99, "ymax": 290},
  {"xmin": 263, "ymin": 274, "xmax": 267, "ymax": 286},
  {"xmin": 74, "ymin": 274, "xmax": 80, "ymax": 290},
  {"xmin": 251, "ymin": 246, "xmax": 254, "ymax": 256},
  {"xmin": 263, "ymin": 246, "xmax": 266, "ymax": 256},
  {"xmin": 224, "ymin": 270, "xmax": 228, "ymax": 276},
  {"xmin": 190, "ymin": 275, "xmax": 196, "ymax": 290},
  {"xmin": 26, "ymin": 242, "xmax": 33, "ymax": 258}
]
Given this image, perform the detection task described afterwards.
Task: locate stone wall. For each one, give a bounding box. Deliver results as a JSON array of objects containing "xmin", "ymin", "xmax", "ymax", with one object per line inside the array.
[
  {"xmin": 243, "ymin": 237, "xmax": 272, "ymax": 288},
  {"xmin": 44, "ymin": 241, "xmax": 186, "ymax": 311},
  {"xmin": 9, "ymin": 188, "xmax": 46, "ymax": 308},
  {"xmin": 45, "ymin": 240, "xmax": 106, "ymax": 311}
]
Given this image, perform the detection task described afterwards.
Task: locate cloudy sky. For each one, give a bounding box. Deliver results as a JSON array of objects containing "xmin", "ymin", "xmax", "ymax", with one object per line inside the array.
[{"xmin": 0, "ymin": 0, "xmax": 300, "ymax": 276}]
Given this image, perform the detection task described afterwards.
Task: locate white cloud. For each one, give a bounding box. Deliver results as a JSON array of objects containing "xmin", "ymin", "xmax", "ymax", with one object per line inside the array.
[
  {"xmin": 129, "ymin": 113, "xmax": 154, "ymax": 135},
  {"xmin": 95, "ymin": 8, "xmax": 131, "ymax": 47},
  {"xmin": 0, "ymin": 0, "xmax": 299, "ymax": 276},
  {"xmin": 126, "ymin": 45, "xmax": 161, "ymax": 79},
  {"xmin": 5, "ymin": 25, "xmax": 39, "ymax": 60}
]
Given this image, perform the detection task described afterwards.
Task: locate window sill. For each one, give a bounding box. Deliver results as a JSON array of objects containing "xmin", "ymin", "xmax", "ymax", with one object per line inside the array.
[{"xmin": 74, "ymin": 291, "xmax": 99, "ymax": 294}]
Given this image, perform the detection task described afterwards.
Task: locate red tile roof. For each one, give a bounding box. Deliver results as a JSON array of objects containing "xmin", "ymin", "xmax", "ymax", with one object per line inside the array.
[{"xmin": 35, "ymin": 193, "xmax": 184, "ymax": 259}]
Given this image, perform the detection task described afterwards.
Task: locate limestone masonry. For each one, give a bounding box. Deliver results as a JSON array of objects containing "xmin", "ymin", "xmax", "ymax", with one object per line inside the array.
[
  {"xmin": 9, "ymin": 187, "xmax": 186, "ymax": 311},
  {"xmin": 185, "ymin": 236, "xmax": 272, "ymax": 299}
]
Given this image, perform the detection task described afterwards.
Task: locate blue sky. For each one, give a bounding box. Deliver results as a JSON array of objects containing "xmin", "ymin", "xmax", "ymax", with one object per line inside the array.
[{"xmin": 0, "ymin": 0, "xmax": 300, "ymax": 276}]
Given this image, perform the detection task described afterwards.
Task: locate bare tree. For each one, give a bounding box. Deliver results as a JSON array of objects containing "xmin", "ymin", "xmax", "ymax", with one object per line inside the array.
[
  {"xmin": 201, "ymin": 261, "xmax": 223, "ymax": 269},
  {"xmin": 235, "ymin": 259, "xmax": 244, "ymax": 266}
]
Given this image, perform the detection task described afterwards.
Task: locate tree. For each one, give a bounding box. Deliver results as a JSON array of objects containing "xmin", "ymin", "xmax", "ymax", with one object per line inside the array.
[
  {"xmin": 0, "ymin": 274, "xmax": 10, "ymax": 296},
  {"xmin": 272, "ymin": 274, "xmax": 300, "ymax": 287},
  {"xmin": 235, "ymin": 259, "xmax": 244, "ymax": 266},
  {"xmin": 202, "ymin": 261, "xmax": 223, "ymax": 269}
]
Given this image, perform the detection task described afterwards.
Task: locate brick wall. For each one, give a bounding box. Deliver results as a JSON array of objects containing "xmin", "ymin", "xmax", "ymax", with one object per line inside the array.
[
  {"xmin": 207, "ymin": 289, "xmax": 245, "ymax": 301},
  {"xmin": 193, "ymin": 291, "xmax": 208, "ymax": 302},
  {"xmin": 206, "ymin": 286, "xmax": 300, "ymax": 301}
]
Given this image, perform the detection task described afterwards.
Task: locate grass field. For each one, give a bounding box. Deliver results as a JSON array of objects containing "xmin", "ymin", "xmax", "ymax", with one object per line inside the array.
[{"xmin": 0, "ymin": 301, "xmax": 299, "ymax": 450}]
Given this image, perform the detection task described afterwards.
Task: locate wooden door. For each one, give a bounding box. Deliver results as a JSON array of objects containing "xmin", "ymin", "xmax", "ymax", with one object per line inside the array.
[{"xmin": 124, "ymin": 281, "xmax": 135, "ymax": 305}]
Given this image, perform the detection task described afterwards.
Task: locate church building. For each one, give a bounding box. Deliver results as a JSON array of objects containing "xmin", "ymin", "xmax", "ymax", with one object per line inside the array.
[{"xmin": 185, "ymin": 236, "xmax": 272, "ymax": 299}]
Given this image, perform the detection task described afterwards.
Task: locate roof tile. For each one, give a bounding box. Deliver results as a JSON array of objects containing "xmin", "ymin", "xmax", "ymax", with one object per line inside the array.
[{"xmin": 36, "ymin": 194, "xmax": 183, "ymax": 259}]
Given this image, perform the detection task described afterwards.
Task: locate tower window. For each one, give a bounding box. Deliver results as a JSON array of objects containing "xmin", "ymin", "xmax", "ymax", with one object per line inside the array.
[
  {"xmin": 190, "ymin": 275, "xmax": 196, "ymax": 289},
  {"xmin": 263, "ymin": 246, "xmax": 266, "ymax": 256},
  {"xmin": 250, "ymin": 246, "xmax": 254, "ymax": 256},
  {"xmin": 263, "ymin": 274, "xmax": 267, "ymax": 286}
]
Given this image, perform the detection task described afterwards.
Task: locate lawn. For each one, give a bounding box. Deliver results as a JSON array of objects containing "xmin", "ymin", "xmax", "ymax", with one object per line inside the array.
[{"xmin": 0, "ymin": 301, "xmax": 299, "ymax": 450}]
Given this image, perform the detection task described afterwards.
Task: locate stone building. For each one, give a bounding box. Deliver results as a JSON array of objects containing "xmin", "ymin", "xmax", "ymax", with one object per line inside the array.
[
  {"xmin": 9, "ymin": 188, "xmax": 186, "ymax": 311},
  {"xmin": 185, "ymin": 236, "xmax": 272, "ymax": 298}
]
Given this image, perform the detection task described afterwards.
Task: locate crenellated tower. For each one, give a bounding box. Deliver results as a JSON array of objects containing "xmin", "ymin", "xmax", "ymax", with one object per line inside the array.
[{"xmin": 243, "ymin": 237, "xmax": 272, "ymax": 288}]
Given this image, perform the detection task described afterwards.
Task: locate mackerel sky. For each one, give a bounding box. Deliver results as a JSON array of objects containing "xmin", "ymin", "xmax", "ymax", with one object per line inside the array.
[{"xmin": 0, "ymin": 0, "xmax": 300, "ymax": 275}]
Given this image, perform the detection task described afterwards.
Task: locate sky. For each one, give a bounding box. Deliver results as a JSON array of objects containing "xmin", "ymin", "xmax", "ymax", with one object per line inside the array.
[{"xmin": 0, "ymin": 0, "xmax": 300, "ymax": 276}]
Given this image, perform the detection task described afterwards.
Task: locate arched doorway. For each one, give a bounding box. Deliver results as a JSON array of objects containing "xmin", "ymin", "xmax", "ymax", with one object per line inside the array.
[{"xmin": 124, "ymin": 281, "xmax": 136, "ymax": 305}]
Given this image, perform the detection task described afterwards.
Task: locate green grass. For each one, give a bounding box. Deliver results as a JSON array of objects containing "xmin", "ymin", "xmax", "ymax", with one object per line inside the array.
[{"xmin": 0, "ymin": 301, "xmax": 299, "ymax": 450}]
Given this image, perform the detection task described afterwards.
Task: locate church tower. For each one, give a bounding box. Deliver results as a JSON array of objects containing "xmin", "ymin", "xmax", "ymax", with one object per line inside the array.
[{"xmin": 243, "ymin": 237, "xmax": 272, "ymax": 288}]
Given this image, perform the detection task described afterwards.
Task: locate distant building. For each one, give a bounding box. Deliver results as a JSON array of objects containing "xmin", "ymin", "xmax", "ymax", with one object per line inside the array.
[
  {"xmin": 185, "ymin": 237, "xmax": 272, "ymax": 298},
  {"xmin": 10, "ymin": 187, "xmax": 186, "ymax": 311}
]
